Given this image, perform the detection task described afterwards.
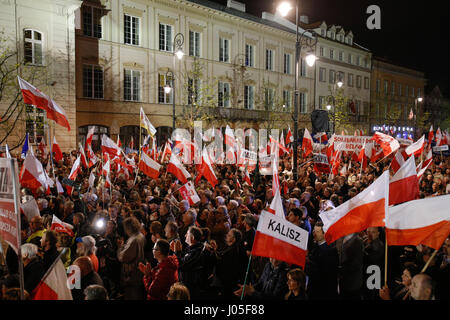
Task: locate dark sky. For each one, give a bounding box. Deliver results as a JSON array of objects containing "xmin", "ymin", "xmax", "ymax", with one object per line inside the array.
[{"xmin": 213, "ymin": 0, "xmax": 448, "ymax": 96}]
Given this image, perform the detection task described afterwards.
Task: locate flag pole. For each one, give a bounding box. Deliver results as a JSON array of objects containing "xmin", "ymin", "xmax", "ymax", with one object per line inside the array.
[
  {"xmin": 421, "ymin": 248, "xmax": 439, "ymax": 273},
  {"xmin": 384, "ymin": 238, "xmax": 388, "ymax": 287},
  {"xmin": 9, "ymin": 157, "xmax": 25, "ymax": 300},
  {"xmin": 240, "ymin": 254, "xmax": 253, "ymax": 300}
]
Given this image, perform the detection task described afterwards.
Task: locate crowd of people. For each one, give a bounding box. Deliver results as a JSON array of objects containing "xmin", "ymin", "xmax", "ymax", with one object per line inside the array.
[{"xmin": 0, "ymin": 141, "xmax": 449, "ymax": 301}]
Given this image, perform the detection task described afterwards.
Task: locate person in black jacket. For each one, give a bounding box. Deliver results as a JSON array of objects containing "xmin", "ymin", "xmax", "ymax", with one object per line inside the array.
[
  {"xmin": 21, "ymin": 243, "xmax": 45, "ymax": 295},
  {"xmin": 209, "ymin": 228, "xmax": 247, "ymax": 299},
  {"xmin": 171, "ymin": 226, "xmax": 212, "ymax": 300},
  {"xmin": 40, "ymin": 230, "xmax": 60, "ymax": 273},
  {"xmin": 234, "ymin": 258, "xmax": 289, "ymax": 300},
  {"xmin": 306, "ymin": 222, "xmax": 339, "ymax": 300}
]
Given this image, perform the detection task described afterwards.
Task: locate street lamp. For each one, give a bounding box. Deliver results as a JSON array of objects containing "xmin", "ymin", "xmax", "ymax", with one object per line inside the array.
[
  {"xmin": 326, "ymin": 95, "xmax": 336, "ymax": 134},
  {"xmin": 277, "ymin": 1, "xmax": 317, "ymax": 181},
  {"xmin": 171, "ymin": 33, "xmax": 184, "ymax": 131},
  {"xmin": 413, "ymin": 96, "xmax": 423, "ymax": 139}
]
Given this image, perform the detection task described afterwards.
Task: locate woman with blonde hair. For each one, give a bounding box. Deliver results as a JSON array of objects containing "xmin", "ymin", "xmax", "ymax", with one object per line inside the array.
[{"xmin": 167, "ymin": 282, "xmax": 190, "ymax": 300}]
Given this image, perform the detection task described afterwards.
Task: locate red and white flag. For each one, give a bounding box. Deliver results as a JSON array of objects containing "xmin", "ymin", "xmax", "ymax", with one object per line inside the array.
[
  {"xmin": 272, "ymin": 156, "xmax": 280, "ymax": 196},
  {"xmin": 50, "ymin": 215, "xmax": 74, "ymax": 237},
  {"xmin": 405, "ymin": 135, "xmax": 425, "ymax": 157},
  {"xmin": 88, "ymin": 171, "xmax": 96, "ymax": 189},
  {"xmin": 417, "ymin": 160, "xmax": 433, "ymax": 181},
  {"xmin": 389, "ymin": 155, "xmax": 419, "ymax": 206},
  {"xmin": 391, "ymin": 149, "xmax": 407, "ymax": 174},
  {"xmin": 386, "ymin": 195, "xmax": 450, "ymax": 250},
  {"xmin": 302, "ymin": 128, "xmax": 313, "ymax": 157},
  {"xmin": 52, "ymin": 136, "xmax": 63, "ymax": 163},
  {"xmin": 78, "ymin": 143, "xmax": 88, "ymax": 168},
  {"xmin": 167, "ymin": 153, "xmax": 191, "ymax": 184},
  {"xmin": 195, "ymin": 148, "xmax": 218, "ymax": 187},
  {"xmin": 32, "ymin": 257, "xmax": 72, "ymax": 300},
  {"xmin": 262, "ymin": 184, "xmax": 285, "ymax": 219},
  {"xmin": 423, "ymin": 148, "xmax": 433, "ymax": 168},
  {"xmin": 244, "ymin": 168, "xmax": 252, "ymax": 186},
  {"xmin": 86, "ymin": 143, "xmax": 98, "ymax": 168},
  {"xmin": 160, "ymin": 141, "xmax": 172, "ymax": 163},
  {"xmin": 18, "ymin": 76, "xmax": 70, "ymax": 131},
  {"xmin": 138, "ymin": 151, "xmax": 161, "ymax": 179},
  {"xmin": 38, "ymin": 139, "xmax": 47, "ymax": 158},
  {"xmin": 101, "ymin": 157, "xmax": 110, "ymax": 177},
  {"xmin": 68, "ymin": 155, "xmax": 81, "ymax": 181},
  {"xmin": 129, "ymin": 136, "xmax": 134, "ymax": 150},
  {"xmin": 319, "ymin": 171, "xmax": 389, "ymax": 243},
  {"xmin": 252, "ymin": 209, "xmax": 309, "ymax": 267},
  {"xmin": 20, "ymin": 152, "xmax": 50, "ymax": 194},
  {"xmin": 357, "ymin": 142, "xmax": 368, "ymax": 170},
  {"xmin": 101, "ymin": 134, "xmax": 121, "ymax": 157},
  {"xmin": 285, "ymin": 127, "xmax": 293, "ymax": 145},
  {"xmin": 371, "ymin": 132, "xmax": 400, "ymax": 157},
  {"xmin": 370, "ymin": 147, "xmax": 384, "ymax": 163},
  {"xmin": 85, "ymin": 126, "xmax": 95, "ymax": 150},
  {"xmin": 435, "ymin": 128, "xmax": 443, "ymax": 146},
  {"xmin": 428, "ymin": 125, "xmax": 434, "ymax": 144},
  {"xmin": 314, "ymin": 132, "xmax": 328, "ymax": 143},
  {"xmin": 178, "ymin": 181, "xmax": 200, "ymax": 206}
]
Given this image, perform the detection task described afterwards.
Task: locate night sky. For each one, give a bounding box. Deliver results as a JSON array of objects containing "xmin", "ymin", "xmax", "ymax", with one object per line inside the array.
[{"xmin": 212, "ymin": 0, "xmax": 448, "ymax": 96}]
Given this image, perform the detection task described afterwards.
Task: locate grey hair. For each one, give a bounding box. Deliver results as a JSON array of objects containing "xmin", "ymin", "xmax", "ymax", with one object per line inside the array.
[
  {"xmin": 37, "ymin": 198, "xmax": 48, "ymax": 209},
  {"xmin": 21, "ymin": 243, "xmax": 38, "ymax": 260},
  {"xmin": 84, "ymin": 284, "xmax": 109, "ymax": 300}
]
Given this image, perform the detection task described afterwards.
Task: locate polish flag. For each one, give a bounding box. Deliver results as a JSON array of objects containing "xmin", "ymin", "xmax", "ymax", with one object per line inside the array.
[
  {"xmin": 78, "ymin": 143, "xmax": 88, "ymax": 168},
  {"xmin": 340, "ymin": 163, "xmax": 347, "ymax": 175},
  {"xmin": 225, "ymin": 125, "xmax": 236, "ymax": 148},
  {"xmin": 86, "ymin": 143, "xmax": 98, "ymax": 168},
  {"xmin": 417, "ymin": 160, "xmax": 433, "ymax": 180},
  {"xmin": 314, "ymin": 132, "xmax": 328, "ymax": 143},
  {"xmin": 20, "ymin": 152, "xmax": 49, "ymax": 194},
  {"xmin": 391, "ymin": 149, "xmax": 407, "ymax": 174},
  {"xmin": 244, "ymin": 168, "xmax": 252, "ymax": 186},
  {"xmin": 285, "ymin": 127, "xmax": 293, "ymax": 145},
  {"xmin": 272, "ymin": 157, "xmax": 280, "ymax": 196},
  {"xmin": 302, "ymin": 128, "xmax": 313, "ymax": 157},
  {"xmin": 31, "ymin": 256, "xmax": 72, "ymax": 300},
  {"xmin": 385, "ymin": 195, "xmax": 450, "ymax": 250},
  {"xmin": 129, "ymin": 136, "xmax": 134, "ymax": 150},
  {"xmin": 389, "ymin": 156, "xmax": 419, "ymax": 206},
  {"xmin": 435, "ymin": 128, "xmax": 443, "ymax": 146},
  {"xmin": 85, "ymin": 126, "xmax": 95, "ymax": 150},
  {"xmin": 101, "ymin": 134, "xmax": 121, "ymax": 157},
  {"xmin": 101, "ymin": 158, "xmax": 110, "ymax": 177},
  {"xmin": 195, "ymin": 148, "xmax": 218, "ymax": 187},
  {"xmin": 50, "ymin": 215, "xmax": 74, "ymax": 237},
  {"xmin": 236, "ymin": 179, "xmax": 242, "ymax": 191},
  {"xmin": 167, "ymin": 153, "xmax": 191, "ymax": 184},
  {"xmin": 428, "ymin": 125, "xmax": 434, "ymax": 143},
  {"xmin": 357, "ymin": 142, "xmax": 367, "ymax": 170},
  {"xmin": 88, "ymin": 172, "xmax": 96, "ymax": 189},
  {"xmin": 52, "ymin": 137, "xmax": 63, "ymax": 162},
  {"xmin": 68, "ymin": 156, "xmax": 81, "ymax": 181},
  {"xmin": 138, "ymin": 152, "xmax": 161, "ymax": 179},
  {"xmin": 38, "ymin": 139, "xmax": 47, "ymax": 158},
  {"xmin": 423, "ymin": 148, "xmax": 433, "ymax": 168},
  {"xmin": 178, "ymin": 181, "xmax": 200, "ymax": 206},
  {"xmin": 263, "ymin": 183, "xmax": 285, "ymax": 219},
  {"xmin": 270, "ymin": 136, "xmax": 290, "ymax": 156},
  {"xmin": 252, "ymin": 209, "xmax": 309, "ymax": 267},
  {"xmin": 370, "ymin": 147, "xmax": 384, "ymax": 163},
  {"xmin": 18, "ymin": 76, "xmax": 70, "ymax": 131},
  {"xmin": 160, "ymin": 141, "xmax": 172, "ymax": 163},
  {"xmin": 319, "ymin": 171, "xmax": 389, "ymax": 244},
  {"xmin": 326, "ymin": 135, "xmax": 335, "ymax": 162},
  {"xmin": 405, "ymin": 135, "xmax": 425, "ymax": 157},
  {"xmin": 371, "ymin": 132, "xmax": 400, "ymax": 157}
]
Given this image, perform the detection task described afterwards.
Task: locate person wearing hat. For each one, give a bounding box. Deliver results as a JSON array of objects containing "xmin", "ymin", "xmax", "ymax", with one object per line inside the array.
[{"xmin": 76, "ymin": 235, "xmax": 99, "ymax": 272}]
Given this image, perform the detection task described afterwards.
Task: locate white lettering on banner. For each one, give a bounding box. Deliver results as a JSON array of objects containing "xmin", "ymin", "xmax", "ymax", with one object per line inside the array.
[
  {"xmin": 313, "ymin": 153, "xmax": 328, "ymax": 164},
  {"xmin": 256, "ymin": 211, "xmax": 308, "ymax": 251},
  {"xmin": 433, "ymin": 145, "xmax": 449, "ymax": 152},
  {"xmin": 333, "ymin": 135, "xmax": 374, "ymax": 152},
  {"xmin": 0, "ymin": 158, "xmax": 19, "ymax": 254}
]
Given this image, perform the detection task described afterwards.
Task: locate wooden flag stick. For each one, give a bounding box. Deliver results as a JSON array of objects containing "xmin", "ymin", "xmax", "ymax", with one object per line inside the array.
[
  {"xmin": 421, "ymin": 249, "xmax": 439, "ymax": 273},
  {"xmin": 384, "ymin": 238, "xmax": 388, "ymax": 287}
]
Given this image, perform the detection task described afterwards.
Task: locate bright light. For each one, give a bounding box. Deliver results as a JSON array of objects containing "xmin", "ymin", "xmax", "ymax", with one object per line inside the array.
[
  {"xmin": 326, "ymin": 104, "xmax": 331, "ymax": 110},
  {"xmin": 175, "ymin": 49, "xmax": 184, "ymax": 60},
  {"xmin": 164, "ymin": 84, "xmax": 172, "ymax": 94},
  {"xmin": 277, "ymin": 2, "xmax": 292, "ymax": 17},
  {"xmin": 305, "ymin": 54, "xmax": 317, "ymax": 67},
  {"xmin": 337, "ymin": 81, "xmax": 343, "ymax": 88},
  {"xmin": 417, "ymin": 97, "xmax": 423, "ymax": 102},
  {"xmin": 95, "ymin": 218, "xmax": 105, "ymax": 230}
]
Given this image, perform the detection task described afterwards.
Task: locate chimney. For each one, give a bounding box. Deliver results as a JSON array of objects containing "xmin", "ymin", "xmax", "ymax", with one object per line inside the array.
[
  {"xmin": 227, "ymin": 0, "xmax": 246, "ymax": 13},
  {"xmin": 299, "ymin": 15, "xmax": 309, "ymax": 24}
]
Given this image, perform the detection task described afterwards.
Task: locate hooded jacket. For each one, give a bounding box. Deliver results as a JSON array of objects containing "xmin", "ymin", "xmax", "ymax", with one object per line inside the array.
[{"xmin": 143, "ymin": 255, "xmax": 179, "ymax": 300}]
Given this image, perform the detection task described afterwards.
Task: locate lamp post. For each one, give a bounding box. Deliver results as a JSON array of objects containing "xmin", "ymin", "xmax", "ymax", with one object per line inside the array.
[
  {"xmin": 167, "ymin": 33, "xmax": 184, "ymax": 132},
  {"xmin": 326, "ymin": 95, "xmax": 336, "ymax": 134},
  {"xmin": 414, "ymin": 97, "xmax": 423, "ymax": 139},
  {"xmin": 277, "ymin": 1, "xmax": 317, "ymax": 181}
]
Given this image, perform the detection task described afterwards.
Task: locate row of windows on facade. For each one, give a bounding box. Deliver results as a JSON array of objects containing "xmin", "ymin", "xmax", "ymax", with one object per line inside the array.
[
  {"xmin": 320, "ymin": 28, "xmax": 353, "ymax": 46},
  {"xmin": 374, "ymin": 104, "xmax": 417, "ymax": 121},
  {"xmin": 319, "ymin": 46, "xmax": 369, "ymax": 68},
  {"xmin": 318, "ymin": 68, "xmax": 369, "ymax": 89},
  {"xmin": 83, "ymin": 65, "xmax": 308, "ymax": 111},
  {"xmin": 317, "ymin": 96, "xmax": 369, "ymax": 115},
  {"xmin": 375, "ymin": 79, "xmax": 422, "ymax": 98}
]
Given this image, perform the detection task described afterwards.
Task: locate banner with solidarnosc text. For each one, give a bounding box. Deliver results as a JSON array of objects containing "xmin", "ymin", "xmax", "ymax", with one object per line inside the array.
[
  {"xmin": 333, "ymin": 135, "xmax": 374, "ymax": 153},
  {"xmin": 0, "ymin": 158, "xmax": 21, "ymax": 254}
]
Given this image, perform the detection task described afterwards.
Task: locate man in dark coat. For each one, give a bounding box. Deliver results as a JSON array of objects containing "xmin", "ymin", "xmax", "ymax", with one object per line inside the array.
[
  {"xmin": 210, "ymin": 228, "xmax": 247, "ymax": 299},
  {"xmin": 363, "ymin": 227, "xmax": 385, "ymax": 300},
  {"xmin": 171, "ymin": 226, "xmax": 212, "ymax": 300},
  {"xmin": 40, "ymin": 230, "xmax": 60, "ymax": 272},
  {"xmin": 336, "ymin": 233, "xmax": 365, "ymax": 300},
  {"xmin": 21, "ymin": 243, "xmax": 45, "ymax": 295},
  {"xmin": 306, "ymin": 222, "xmax": 339, "ymax": 300},
  {"xmin": 71, "ymin": 256, "xmax": 104, "ymax": 300},
  {"xmin": 235, "ymin": 258, "xmax": 289, "ymax": 300}
]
